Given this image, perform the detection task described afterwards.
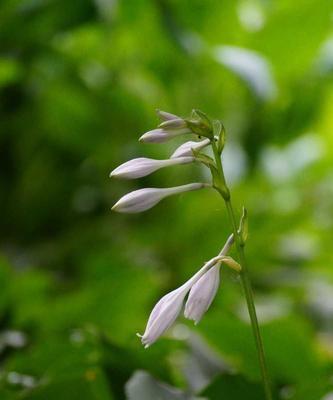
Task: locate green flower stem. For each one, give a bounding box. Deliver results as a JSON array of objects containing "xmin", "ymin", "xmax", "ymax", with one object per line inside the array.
[{"xmin": 211, "ymin": 140, "xmax": 273, "ymax": 400}]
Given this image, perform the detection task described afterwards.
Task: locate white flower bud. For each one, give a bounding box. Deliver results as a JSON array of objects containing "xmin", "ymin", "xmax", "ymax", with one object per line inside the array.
[
  {"xmin": 184, "ymin": 264, "xmax": 221, "ymax": 325},
  {"xmin": 139, "ymin": 128, "xmax": 190, "ymax": 143},
  {"xmin": 137, "ymin": 286, "xmax": 189, "ymax": 348},
  {"xmin": 158, "ymin": 119, "xmax": 187, "ymax": 129},
  {"xmin": 137, "ymin": 236, "xmax": 234, "ymax": 348},
  {"xmin": 170, "ymin": 139, "xmax": 211, "ymax": 158},
  {"xmin": 110, "ymin": 156, "xmax": 194, "ymax": 179},
  {"xmin": 156, "ymin": 109, "xmax": 179, "ymax": 121},
  {"xmin": 112, "ymin": 182, "xmax": 208, "ymax": 213},
  {"xmin": 137, "ymin": 254, "xmax": 223, "ymax": 347},
  {"xmin": 183, "ymin": 233, "xmax": 234, "ymax": 325}
]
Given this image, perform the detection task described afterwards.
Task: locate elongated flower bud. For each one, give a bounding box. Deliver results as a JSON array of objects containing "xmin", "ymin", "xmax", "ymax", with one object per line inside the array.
[
  {"xmin": 137, "ymin": 255, "xmax": 224, "ymax": 347},
  {"xmin": 158, "ymin": 119, "xmax": 187, "ymax": 129},
  {"xmin": 112, "ymin": 182, "xmax": 208, "ymax": 213},
  {"xmin": 137, "ymin": 236, "xmax": 234, "ymax": 347},
  {"xmin": 139, "ymin": 128, "xmax": 190, "ymax": 143},
  {"xmin": 137, "ymin": 286, "xmax": 188, "ymax": 348},
  {"xmin": 184, "ymin": 233, "xmax": 234, "ymax": 324},
  {"xmin": 156, "ymin": 109, "xmax": 179, "ymax": 121},
  {"xmin": 110, "ymin": 156, "xmax": 194, "ymax": 179},
  {"xmin": 184, "ymin": 264, "xmax": 221, "ymax": 325},
  {"xmin": 170, "ymin": 139, "xmax": 211, "ymax": 158}
]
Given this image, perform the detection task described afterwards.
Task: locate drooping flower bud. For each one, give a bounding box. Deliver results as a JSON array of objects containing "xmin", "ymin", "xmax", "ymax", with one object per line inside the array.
[
  {"xmin": 170, "ymin": 139, "xmax": 211, "ymax": 158},
  {"xmin": 137, "ymin": 254, "xmax": 224, "ymax": 347},
  {"xmin": 137, "ymin": 235, "xmax": 234, "ymax": 347},
  {"xmin": 183, "ymin": 233, "xmax": 234, "ymax": 324},
  {"xmin": 139, "ymin": 128, "xmax": 190, "ymax": 143},
  {"xmin": 110, "ymin": 156, "xmax": 194, "ymax": 179},
  {"xmin": 112, "ymin": 182, "xmax": 208, "ymax": 213},
  {"xmin": 184, "ymin": 264, "xmax": 221, "ymax": 325},
  {"xmin": 137, "ymin": 286, "xmax": 189, "ymax": 348}
]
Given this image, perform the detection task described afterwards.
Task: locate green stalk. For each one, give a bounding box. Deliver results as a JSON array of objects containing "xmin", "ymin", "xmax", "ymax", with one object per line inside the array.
[{"xmin": 211, "ymin": 140, "xmax": 273, "ymax": 400}]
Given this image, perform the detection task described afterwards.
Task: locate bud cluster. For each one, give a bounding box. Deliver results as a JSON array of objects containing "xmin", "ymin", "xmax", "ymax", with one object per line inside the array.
[
  {"xmin": 110, "ymin": 109, "xmax": 243, "ymax": 347},
  {"xmin": 109, "ymin": 109, "xmax": 272, "ymax": 400},
  {"xmin": 111, "ymin": 109, "xmax": 214, "ymax": 213}
]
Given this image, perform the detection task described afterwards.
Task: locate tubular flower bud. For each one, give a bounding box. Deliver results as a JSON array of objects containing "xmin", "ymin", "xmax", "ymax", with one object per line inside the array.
[
  {"xmin": 139, "ymin": 128, "xmax": 190, "ymax": 143},
  {"xmin": 170, "ymin": 139, "xmax": 211, "ymax": 158},
  {"xmin": 184, "ymin": 264, "xmax": 221, "ymax": 325},
  {"xmin": 137, "ymin": 286, "xmax": 189, "ymax": 348},
  {"xmin": 156, "ymin": 109, "xmax": 179, "ymax": 121},
  {"xmin": 137, "ymin": 255, "xmax": 224, "ymax": 347},
  {"xmin": 158, "ymin": 119, "xmax": 187, "ymax": 129},
  {"xmin": 112, "ymin": 183, "xmax": 208, "ymax": 213},
  {"xmin": 110, "ymin": 156, "xmax": 194, "ymax": 179},
  {"xmin": 184, "ymin": 233, "xmax": 234, "ymax": 324}
]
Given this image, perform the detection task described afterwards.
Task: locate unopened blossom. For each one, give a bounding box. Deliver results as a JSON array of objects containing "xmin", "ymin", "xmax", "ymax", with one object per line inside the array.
[
  {"xmin": 139, "ymin": 127, "xmax": 191, "ymax": 143},
  {"xmin": 158, "ymin": 118, "xmax": 187, "ymax": 130},
  {"xmin": 137, "ymin": 285, "xmax": 189, "ymax": 348},
  {"xmin": 184, "ymin": 233, "xmax": 234, "ymax": 324},
  {"xmin": 112, "ymin": 182, "xmax": 208, "ymax": 213},
  {"xmin": 137, "ymin": 255, "xmax": 224, "ymax": 347},
  {"xmin": 184, "ymin": 264, "xmax": 221, "ymax": 324},
  {"xmin": 110, "ymin": 156, "xmax": 194, "ymax": 179},
  {"xmin": 156, "ymin": 109, "xmax": 179, "ymax": 121},
  {"xmin": 170, "ymin": 139, "xmax": 211, "ymax": 158}
]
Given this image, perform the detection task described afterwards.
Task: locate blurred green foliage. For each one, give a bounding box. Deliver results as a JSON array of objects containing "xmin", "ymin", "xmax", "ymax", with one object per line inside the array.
[{"xmin": 1, "ymin": 0, "xmax": 333, "ymax": 399}]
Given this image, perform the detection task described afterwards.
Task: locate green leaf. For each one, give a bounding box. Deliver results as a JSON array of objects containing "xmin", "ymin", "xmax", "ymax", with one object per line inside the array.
[
  {"xmin": 200, "ymin": 374, "xmax": 265, "ymax": 400},
  {"xmin": 198, "ymin": 314, "xmax": 323, "ymax": 384},
  {"xmin": 0, "ymin": 58, "xmax": 23, "ymax": 88},
  {"xmin": 21, "ymin": 368, "xmax": 113, "ymax": 400}
]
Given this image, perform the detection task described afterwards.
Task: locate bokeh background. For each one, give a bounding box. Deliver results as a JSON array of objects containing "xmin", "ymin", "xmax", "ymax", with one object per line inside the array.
[{"xmin": 1, "ymin": 0, "xmax": 333, "ymax": 399}]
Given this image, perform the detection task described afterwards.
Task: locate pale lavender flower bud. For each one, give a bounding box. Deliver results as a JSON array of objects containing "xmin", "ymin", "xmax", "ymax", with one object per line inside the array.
[
  {"xmin": 139, "ymin": 128, "xmax": 190, "ymax": 143},
  {"xmin": 137, "ymin": 286, "xmax": 189, "ymax": 348},
  {"xmin": 170, "ymin": 139, "xmax": 211, "ymax": 158},
  {"xmin": 112, "ymin": 182, "xmax": 209, "ymax": 213},
  {"xmin": 158, "ymin": 118, "xmax": 187, "ymax": 129},
  {"xmin": 184, "ymin": 233, "xmax": 234, "ymax": 325},
  {"xmin": 156, "ymin": 109, "xmax": 179, "ymax": 121},
  {"xmin": 184, "ymin": 264, "xmax": 221, "ymax": 325},
  {"xmin": 110, "ymin": 156, "xmax": 194, "ymax": 179},
  {"xmin": 137, "ymin": 254, "xmax": 223, "ymax": 347}
]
